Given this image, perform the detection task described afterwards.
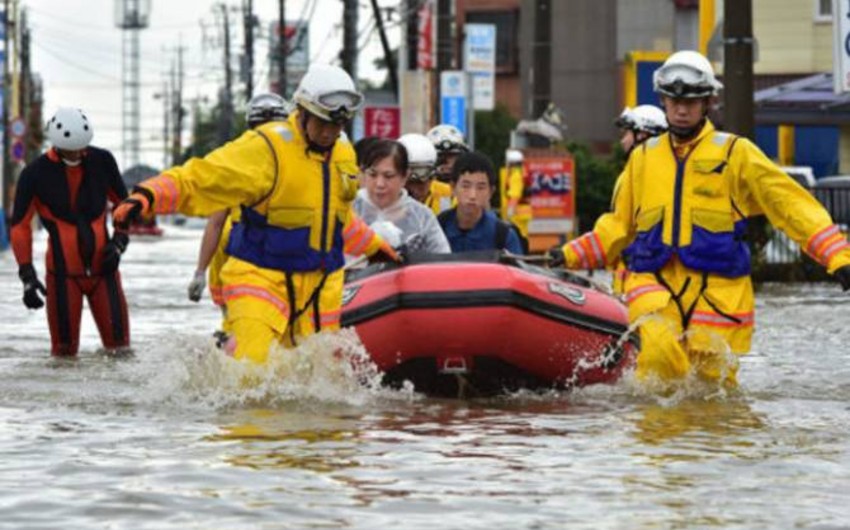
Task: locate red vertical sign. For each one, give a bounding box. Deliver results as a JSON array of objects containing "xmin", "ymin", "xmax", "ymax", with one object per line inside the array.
[
  {"xmin": 417, "ymin": 0, "xmax": 434, "ymax": 70},
  {"xmin": 364, "ymin": 106, "xmax": 401, "ymax": 139}
]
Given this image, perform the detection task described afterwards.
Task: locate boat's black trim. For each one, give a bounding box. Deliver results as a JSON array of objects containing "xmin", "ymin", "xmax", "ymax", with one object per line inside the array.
[{"xmin": 341, "ymin": 288, "xmax": 629, "ymax": 338}]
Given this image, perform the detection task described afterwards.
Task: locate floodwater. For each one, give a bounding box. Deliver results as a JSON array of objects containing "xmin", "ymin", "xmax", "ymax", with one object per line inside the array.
[{"xmin": 1, "ymin": 226, "xmax": 849, "ymax": 529}]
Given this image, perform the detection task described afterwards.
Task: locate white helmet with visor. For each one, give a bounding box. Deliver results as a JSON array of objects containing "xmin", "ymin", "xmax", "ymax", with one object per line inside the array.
[
  {"xmin": 246, "ymin": 92, "xmax": 289, "ymax": 127},
  {"xmin": 293, "ymin": 64, "xmax": 364, "ymax": 124},
  {"xmin": 398, "ymin": 133, "xmax": 437, "ymax": 182},
  {"xmin": 615, "ymin": 105, "xmax": 668, "ymax": 136},
  {"xmin": 653, "ymin": 50, "xmax": 723, "ymax": 99},
  {"xmin": 426, "ymin": 124, "xmax": 468, "ymax": 155}
]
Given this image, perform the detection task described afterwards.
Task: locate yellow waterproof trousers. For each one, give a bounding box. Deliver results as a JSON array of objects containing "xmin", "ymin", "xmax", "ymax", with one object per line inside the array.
[
  {"xmin": 623, "ymin": 258, "xmax": 755, "ymax": 387},
  {"xmin": 220, "ymin": 257, "xmax": 344, "ymax": 363}
]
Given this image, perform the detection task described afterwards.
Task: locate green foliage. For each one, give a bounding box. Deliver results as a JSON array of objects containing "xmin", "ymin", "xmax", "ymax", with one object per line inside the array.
[
  {"xmin": 566, "ymin": 141, "xmax": 626, "ymax": 232},
  {"xmin": 474, "ymin": 104, "xmax": 518, "ymax": 168},
  {"xmin": 181, "ymin": 101, "xmax": 248, "ymax": 162}
]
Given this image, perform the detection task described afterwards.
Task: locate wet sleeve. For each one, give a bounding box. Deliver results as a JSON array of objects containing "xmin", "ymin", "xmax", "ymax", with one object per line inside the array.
[
  {"xmin": 733, "ymin": 138, "xmax": 850, "ymax": 272},
  {"xmin": 139, "ymin": 130, "xmax": 276, "ymax": 217},
  {"xmin": 10, "ymin": 168, "xmax": 38, "ymax": 266},
  {"xmin": 561, "ymin": 158, "xmax": 637, "ymax": 270}
]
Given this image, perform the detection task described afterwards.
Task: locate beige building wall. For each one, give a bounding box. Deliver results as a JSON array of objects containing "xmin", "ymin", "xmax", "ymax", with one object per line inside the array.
[{"xmin": 753, "ymin": 0, "xmax": 833, "ymax": 74}]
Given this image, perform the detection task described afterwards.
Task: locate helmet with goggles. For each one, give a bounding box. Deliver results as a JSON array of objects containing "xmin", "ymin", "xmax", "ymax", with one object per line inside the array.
[
  {"xmin": 293, "ymin": 64, "xmax": 364, "ymax": 124},
  {"xmin": 46, "ymin": 107, "xmax": 93, "ymax": 151},
  {"xmin": 246, "ymin": 92, "xmax": 289, "ymax": 128},
  {"xmin": 615, "ymin": 105, "xmax": 668, "ymax": 136},
  {"xmin": 426, "ymin": 124, "xmax": 468, "ymax": 155},
  {"xmin": 398, "ymin": 133, "xmax": 437, "ymax": 182},
  {"xmin": 653, "ymin": 50, "xmax": 722, "ymax": 99}
]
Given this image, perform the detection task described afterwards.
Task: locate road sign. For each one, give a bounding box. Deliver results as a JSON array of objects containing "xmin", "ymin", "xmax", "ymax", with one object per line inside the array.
[
  {"xmin": 10, "ymin": 117, "xmax": 25, "ymax": 138},
  {"xmin": 463, "ymin": 23, "xmax": 496, "ymax": 110},
  {"xmin": 10, "ymin": 139, "xmax": 25, "ymax": 163},
  {"xmin": 440, "ymin": 71, "xmax": 467, "ymax": 136},
  {"xmin": 363, "ymin": 106, "xmax": 400, "ymax": 139}
]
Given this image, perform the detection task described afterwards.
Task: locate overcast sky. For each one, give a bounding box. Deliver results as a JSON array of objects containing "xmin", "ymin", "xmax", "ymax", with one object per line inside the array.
[{"xmin": 26, "ymin": 0, "xmax": 400, "ymax": 170}]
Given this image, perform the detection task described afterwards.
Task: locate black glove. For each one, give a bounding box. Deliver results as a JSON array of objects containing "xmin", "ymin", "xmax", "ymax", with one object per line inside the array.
[
  {"xmin": 19, "ymin": 264, "xmax": 47, "ymax": 310},
  {"xmin": 834, "ymin": 264, "xmax": 850, "ymax": 291},
  {"xmin": 368, "ymin": 246, "xmax": 403, "ymax": 265},
  {"xmin": 548, "ymin": 245, "xmax": 566, "ymax": 267},
  {"xmin": 102, "ymin": 232, "xmax": 129, "ymax": 274}
]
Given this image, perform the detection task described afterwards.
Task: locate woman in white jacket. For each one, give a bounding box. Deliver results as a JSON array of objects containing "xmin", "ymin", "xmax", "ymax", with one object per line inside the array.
[{"xmin": 353, "ymin": 138, "xmax": 451, "ymax": 254}]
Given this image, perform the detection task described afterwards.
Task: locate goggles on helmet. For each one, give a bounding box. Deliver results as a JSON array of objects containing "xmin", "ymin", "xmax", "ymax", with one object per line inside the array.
[
  {"xmin": 314, "ymin": 90, "xmax": 364, "ymax": 123},
  {"xmin": 656, "ymin": 78, "xmax": 714, "ymax": 99},
  {"xmin": 433, "ymin": 139, "xmax": 468, "ymax": 154},
  {"xmin": 408, "ymin": 165, "xmax": 435, "ymax": 183}
]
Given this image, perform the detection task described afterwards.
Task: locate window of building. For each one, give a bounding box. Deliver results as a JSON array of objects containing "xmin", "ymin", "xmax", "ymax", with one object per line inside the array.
[
  {"xmin": 815, "ymin": 0, "xmax": 832, "ymax": 22},
  {"xmin": 465, "ymin": 10, "xmax": 518, "ymax": 74}
]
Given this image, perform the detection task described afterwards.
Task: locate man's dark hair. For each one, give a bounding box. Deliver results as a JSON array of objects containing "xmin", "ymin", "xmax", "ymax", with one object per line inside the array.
[
  {"xmin": 360, "ymin": 139, "xmax": 409, "ymax": 175},
  {"xmin": 450, "ymin": 151, "xmax": 496, "ymax": 187}
]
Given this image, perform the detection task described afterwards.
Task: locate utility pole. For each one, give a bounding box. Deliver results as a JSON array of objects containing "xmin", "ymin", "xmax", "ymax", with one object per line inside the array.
[
  {"xmin": 341, "ymin": 0, "xmax": 358, "ymax": 80},
  {"xmin": 171, "ymin": 44, "xmax": 185, "ymax": 165},
  {"xmin": 217, "ymin": 3, "xmax": 234, "ymax": 143},
  {"xmin": 405, "ymin": 0, "xmax": 419, "ymax": 71},
  {"xmin": 341, "ymin": 0, "xmax": 358, "ymax": 136},
  {"xmin": 723, "ymin": 0, "xmax": 754, "ymax": 139},
  {"xmin": 531, "ymin": 0, "xmax": 552, "ymax": 118},
  {"xmin": 436, "ymin": 0, "xmax": 452, "ymax": 72},
  {"xmin": 2, "ymin": 0, "xmax": 11, "ymax": 239},
  {"xmin": 243, "ymin": 0, "xmax": 254, "ymax": 98},
  {"xmin": 278, "ymin": 0, "xmax": 286, "ymax": 96},
  {"xmin": 370, "ymin": 0, "xmax": 397, "ymax": 95}
]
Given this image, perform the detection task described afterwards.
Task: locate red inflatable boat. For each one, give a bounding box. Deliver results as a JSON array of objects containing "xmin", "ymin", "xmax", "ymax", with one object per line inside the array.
[{"xmin": 341, "ymin": 253, "xmax": 637, "ymax": 397}]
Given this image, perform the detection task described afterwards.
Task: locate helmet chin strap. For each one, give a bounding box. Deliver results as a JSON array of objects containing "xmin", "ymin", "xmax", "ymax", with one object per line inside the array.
[
  {"xmin": 62, "ymin": 157, "xmax": 82, "ymax": 167},
  {"xmin": 299, "ymin": 111, "xmax": 334, "ymax": 154},
  {"xmin": 669, "ymin": 116, "xmax": 706, "ymax": 142}
]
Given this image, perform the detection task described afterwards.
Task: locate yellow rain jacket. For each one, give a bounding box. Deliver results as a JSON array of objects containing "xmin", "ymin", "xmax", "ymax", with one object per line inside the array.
[
  {"xmin": 139, "ymin": 111, "xmax": 390, "ymax": 362},
  {"xmin": 425, "ymin": 179, "xmax": 454, "ymax": 215},
  {"xmin": 559, "ymin": 121, "xmax": 850, "ymax": 384},
  {"xmin": 208, "ymin": 207, "xmax": 240, "ymax": 307}
]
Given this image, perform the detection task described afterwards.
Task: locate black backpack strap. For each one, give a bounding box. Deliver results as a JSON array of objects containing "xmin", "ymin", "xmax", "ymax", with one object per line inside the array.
[
  {"xmin": 437, "ymin": 209, "xmax": 452, "ymax": 230},
  {"xmin": 494, "ymin": 220, "xmax": 509, "ymax": 249}
]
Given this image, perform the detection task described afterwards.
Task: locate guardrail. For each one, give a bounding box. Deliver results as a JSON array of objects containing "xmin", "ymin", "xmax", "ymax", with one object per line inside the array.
[{"xmin": 757, "ymin": 185, "xmax": 850, "ymax": 280}]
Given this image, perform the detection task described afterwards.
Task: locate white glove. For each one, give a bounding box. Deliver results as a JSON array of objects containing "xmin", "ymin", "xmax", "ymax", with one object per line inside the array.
[
  {"xmin": 187, "ymin": 270, "xmax": 206, "ymax": 302},
  {"xmin": 370, "ymin": 220, "xmax": 403, "ymax": 248}
]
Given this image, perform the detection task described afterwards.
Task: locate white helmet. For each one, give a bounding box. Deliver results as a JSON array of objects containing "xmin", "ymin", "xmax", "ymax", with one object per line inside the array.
[
  {"xmin": 616, "ymin": 105, "xmax": 668, "ymax": 136},
  {"xmin": 292, "ymin": 63, "xmax": 363, "ymax": 124},
  {"xmin": 46, "ymin": 107, "xmax": 93, "ymax": 150},
  {"xmin": 505, "ymin": 149, "xmax": 524, "ymax": 164},
  {"xmin": 653, "ymin": 50, "xmax": 722, "ymax": 99},
  {"xmin": 426, "ymin": 124, "xmax": 468, "ymax": 155},
  {"xmin": 246, "ymin": 92, "xmax": 289, "ymax": 128},
  {"xmin": 398, "ymin": 133, "xmax": 437, "ymax": 182}
]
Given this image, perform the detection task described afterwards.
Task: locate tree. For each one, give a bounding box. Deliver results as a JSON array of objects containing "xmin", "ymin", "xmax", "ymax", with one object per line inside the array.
[
  {"xmin": 566, "ymin": 141, "xmax": 625, "ymax": 232},
  {"xmin": 474, "ymin": 104, "xmax": 517, "ymax": 168}
]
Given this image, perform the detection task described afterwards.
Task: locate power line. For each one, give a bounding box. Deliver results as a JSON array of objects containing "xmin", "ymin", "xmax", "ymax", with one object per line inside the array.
[{"xmin": 32, "ymin": 40, "xmax": 121, "ymax": 82}]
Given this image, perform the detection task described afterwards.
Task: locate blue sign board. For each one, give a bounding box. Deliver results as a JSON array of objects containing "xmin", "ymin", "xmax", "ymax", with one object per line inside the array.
[{"xmin": 440, "ymin": 71, "xmax": 467, "ymax": 137}]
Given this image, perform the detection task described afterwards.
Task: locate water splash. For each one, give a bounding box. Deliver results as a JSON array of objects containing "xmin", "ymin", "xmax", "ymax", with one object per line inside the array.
[{"xmin": 143, "ymin": 328, "xmax": 418, "ymax": 411}]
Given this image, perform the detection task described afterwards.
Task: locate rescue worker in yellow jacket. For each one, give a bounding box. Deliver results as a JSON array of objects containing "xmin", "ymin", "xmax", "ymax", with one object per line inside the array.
[
  {"xmin": 550, "ymin": 50, "xmax": 850, "ymax": 388},
  {"xmin": 503, "ymin": 149, "xmax": 532, "ymax": 239},
  {"xmin": 608, "ymin": 105, "xmax": 669, "ymax": 295},
  {"xmin": 425, "ymin": 124, "xmax": 468, "ymax": 214},
  {"xmin": 114, "ymin": 64, "xmax": 399, "ymax": 363}
]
